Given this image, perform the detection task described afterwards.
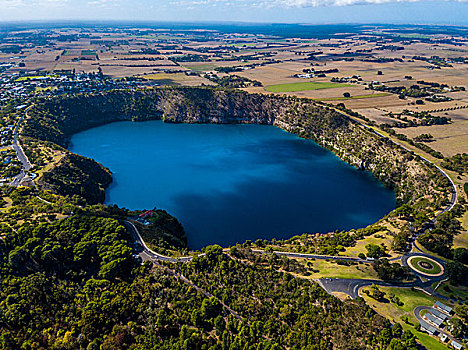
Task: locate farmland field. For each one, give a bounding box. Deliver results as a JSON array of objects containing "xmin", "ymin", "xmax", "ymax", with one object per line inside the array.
[
  {"xmin": 315, "ymin": 93, "xmax": 390, "ymax": 101},
  {"xmin": 265, "ymin": 81, "xmax": 352, "ymax": 92}
]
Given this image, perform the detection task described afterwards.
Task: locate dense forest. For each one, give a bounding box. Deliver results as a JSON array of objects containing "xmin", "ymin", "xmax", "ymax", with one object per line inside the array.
[
  {"xmin": 0, "ymin": 86, "xmax": 457, "ymax": 349},
  {"xmin": 0, "ymin": 210, "xmax": 418, "ymax": 349}
]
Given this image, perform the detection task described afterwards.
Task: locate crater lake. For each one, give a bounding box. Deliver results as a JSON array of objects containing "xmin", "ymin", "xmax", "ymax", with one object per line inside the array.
[{"xmin": 70, "ymin": 120, "xmax": 396, "ymax": 249}]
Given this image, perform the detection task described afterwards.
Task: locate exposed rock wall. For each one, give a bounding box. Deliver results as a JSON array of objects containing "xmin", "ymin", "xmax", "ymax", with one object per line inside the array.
[{"xmin": 25, "ymin": 87, "xmax": 450, "ymax": 206}]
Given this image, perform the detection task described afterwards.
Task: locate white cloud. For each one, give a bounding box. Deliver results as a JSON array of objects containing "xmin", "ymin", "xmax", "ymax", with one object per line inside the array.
[
  {"xmin": 0, "ymin": 0, "xmax": 25, "ymax": 7},
  {"xmin": 87, "ymin": 0, "xmax": 119, "ymax": 7},
  {"xmin": 0, "ymin": 0, "xmax": 68, "ymax": 7},
  {"xmin": 170, "ymin": 0, "xmax": 467, "ymax": 7}
]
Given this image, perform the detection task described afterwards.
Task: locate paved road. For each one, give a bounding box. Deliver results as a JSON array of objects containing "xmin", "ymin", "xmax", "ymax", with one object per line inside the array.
[
  {"xmin": 36, "ymin": 196, "xmax": 54, "ymax": 205},
  {"xmin": 401, "ymin": 252, "xmax": 446, "ymax": 277},
  {"xmin": 414, "ymin": 305, "xmax": 456, "ymax": 342},
  {"xmin": 13, "ymin": 108, "xmax": 32, "ymax": 171},
  {"xmin": 10, "ymin": 170, "xmax": 26, "ymax": 187},
  {"xmin": 124, "ymin": 220, "xmax": 195, "ymax": 263},
  {"xmin": 120, "ymin": 108, "xmax": 458, "ymax": 303},
  {"xmin": 317, "ymin": 274, "xmax": 448, "ymax": 300},
  {"xmin": 126, "ymin": 226, "xmax": 449, "ymax": 301},
  {"xmin": 316, "ymin": 248, "xmax": 450, "ymax": 300},
  {"xmin": 125, "ymin": 220, "xmax": 244, "ymax": 321},
  {"xmin": 333, "ymin": 109, "xmax": 458, "ymax": 216},
  {"xmin": 9, "ymin": 106, "xmax": 33, "ymax": 187}
]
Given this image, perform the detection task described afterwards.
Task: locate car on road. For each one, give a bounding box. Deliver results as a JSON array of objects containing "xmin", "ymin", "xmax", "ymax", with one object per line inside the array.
[{"xmin": 133, "ymin": 242, "xmax": 143, "ymax": 253}]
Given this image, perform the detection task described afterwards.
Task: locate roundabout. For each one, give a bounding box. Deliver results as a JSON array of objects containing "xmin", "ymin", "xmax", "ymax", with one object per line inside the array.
[{"xmin": 407, "ymin": 255, "xmax": 444, "ymax": 277}]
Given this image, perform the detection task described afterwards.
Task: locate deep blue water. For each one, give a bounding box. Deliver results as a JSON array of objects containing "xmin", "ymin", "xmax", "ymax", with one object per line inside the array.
[{"xmin": 70, "ymin": 120, "xmax": 395, "ymax": 249}]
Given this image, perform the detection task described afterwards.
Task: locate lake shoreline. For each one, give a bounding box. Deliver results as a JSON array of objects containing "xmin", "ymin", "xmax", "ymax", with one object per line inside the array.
[{"xmin": 70, "ymin": 120, "xmax": 396, "ymax": 249}]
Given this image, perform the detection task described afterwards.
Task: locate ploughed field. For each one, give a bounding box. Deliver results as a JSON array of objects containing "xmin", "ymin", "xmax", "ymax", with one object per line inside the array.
[{"xmin": 70, "ymin": 120, "xmax": 396, "ymax": 249}]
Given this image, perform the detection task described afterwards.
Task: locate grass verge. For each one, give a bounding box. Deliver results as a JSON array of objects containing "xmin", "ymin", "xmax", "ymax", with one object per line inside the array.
[
  {"xmin": 361, "ymin": 286, "xmax": 451, "ymax": 350},
  {"xmin": 407, "ymin": 256, "xmax": 443, "ymax": 275}
]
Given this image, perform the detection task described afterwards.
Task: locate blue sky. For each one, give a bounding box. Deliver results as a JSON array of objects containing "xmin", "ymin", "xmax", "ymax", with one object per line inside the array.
[{"xmin": 0, "ymin": 0, "xmax": 467, "ymax": 25}]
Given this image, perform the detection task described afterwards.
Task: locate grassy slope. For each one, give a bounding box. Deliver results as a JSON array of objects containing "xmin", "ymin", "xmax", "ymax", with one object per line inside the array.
[
  {"xmin": 293, "ymin": 258, "xmax": 379, "ymax": 280},
  {"xmin": 343, "ymin": 231, "xmax": 395, "ymax": 258},
  {"xmin": 454, "ymin": 211, "xmax": 468, "ymax": 249},
  {"xmin": 433, "ymin": 281, "xmax": 468, "ymax": 300}
]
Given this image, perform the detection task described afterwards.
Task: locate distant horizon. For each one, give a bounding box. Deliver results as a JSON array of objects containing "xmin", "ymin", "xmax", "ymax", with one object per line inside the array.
[
  {"xmin": 0, "ymin": 0, "xmax": 467, "ymax": 26},
  {"xmin": 0, "ymin": 19, "xmax": 468, "ymax": 26},
  {"xmin": 2, "ymin": 21, "xmax": 467, "ymax": 40}
]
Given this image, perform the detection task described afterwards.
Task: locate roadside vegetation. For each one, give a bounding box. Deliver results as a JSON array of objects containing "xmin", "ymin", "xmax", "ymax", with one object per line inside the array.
[
  {"xmin": 0, "ymin": 194, "xmax": 418, "ymax": 349},
  {"xmin": 361, "ymin": 286, "xmax": 451, "ymax": 350}
]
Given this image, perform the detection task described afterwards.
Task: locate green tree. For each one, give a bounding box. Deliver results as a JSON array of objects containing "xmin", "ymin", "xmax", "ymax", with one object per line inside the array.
[{"xmin": 365, "ymin": 243, "xmax": 386, "ymax": 259}]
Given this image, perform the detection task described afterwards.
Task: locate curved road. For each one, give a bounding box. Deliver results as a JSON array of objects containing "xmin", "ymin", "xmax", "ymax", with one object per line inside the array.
[
  {"xmin": 335, "ymin": 109, "xmax": 458, "ymax": 216},
  {"xmin": 10, "ymin": 106, "xmax": 33, "ymax": 187},
  {"xmin": 414, "ymin": 306, "xmax": 456, "ymax": 342},
  {"xmin": 126, "ymin": 220, "xmax": 450, "ymax": 301},
  {"xmin": 317, "ymin": 272, "xmax": 449, "ymax": 300},
  {"xmin": 116, "ymin": 108, "xmax": 459, "ymax": 303},
  {"xmin": 124, "ymin": 220, "xmax": 195, "ymax": 263},
  {"xmin": 13, "ymin": 102, "xmax": 456, "ymax": 303}
]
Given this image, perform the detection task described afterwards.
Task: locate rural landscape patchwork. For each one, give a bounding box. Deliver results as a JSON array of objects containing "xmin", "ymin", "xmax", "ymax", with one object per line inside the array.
[{"xmin": 0, "ymin": 16, "xmax": 468, "ymax": 350}]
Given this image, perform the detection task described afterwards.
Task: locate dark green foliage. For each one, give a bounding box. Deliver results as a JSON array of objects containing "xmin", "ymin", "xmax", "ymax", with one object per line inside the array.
[
  {"xmin": 40, "ymin": 153, "xmax": 112, "ymax": 204},
  {"xmin": 372, "ymin": 259, "xmax": 412, "ymax": 281},
  {"xmin": 183, "ymin": 246, "xmax": 397, "ymax": 349},
  {"xmin": 366, "ymin": 285, "xmax": 386, "ymax": 302},
  {"xmin": 391, "ymin": 229, "xmax": 411, "ymax": 252},
  {"xmin": 446, "ymin": 261, "xmax": 468, "ymax": 286},
  {"xmin": 138, "ymin": 209, "xmax": 187, "ymax": 250},
  {"xmin": 1, "ymin": 86, "xmax": 448, "ymax": 349},
  {"xmin": 413, "ymin": 133, "xmax": 433, "ymax": 142},
  {"xmin": 442, "ymin": 153, "xmax": 468, "ymax": 174},
  {"xmin": 448, "ymin": 317, "xmax": 467, "ymax": 338},
  {"xmin": 1, "ymin": 215, "xmax": 133, "ymax": 280},
  {"xmin": 205, "ymin": 73, "xmax": 263, "ymax": 88},
  {"xmin": 453, "ymin": 247, "xmax": 468, "ymax": 265},
  {"xmin": 0, "ymin": 214, "xmax": 412, "ymax": 349},
  {"xmin": 418, "ymin": 210, "xmax": 465, "ymax": 259},
  {"xmin": 455, "ymin": 304, "xmax": 468, "ymax": 324},
  {"xmin": 418, "ymin": 229, "xmax": 453, "ymax": 258},
  {"xmin": 365, "ymin": 243, "xmax": 386, "ymax": 259}
]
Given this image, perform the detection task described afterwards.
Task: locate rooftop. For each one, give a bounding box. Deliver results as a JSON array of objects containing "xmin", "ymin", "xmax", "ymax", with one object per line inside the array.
[
  {"xmin": 421, "ymin": 323, "xmax": 437, "ymax": 335},
  {"xmin": 434, "ymin": 301, "xmax": 453, "ymax": 314},
  {"xmin": 429, "ymin": 308, "xmax": 448, "ymax": 321},
  {"xmin": 424, "ymin": 312, "xmax": 443, "ymax": 327}
]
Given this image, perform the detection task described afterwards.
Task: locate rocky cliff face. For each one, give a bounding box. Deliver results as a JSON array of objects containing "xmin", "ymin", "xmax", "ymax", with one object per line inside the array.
[{"xmin": 25, "ymin": 87, "xmax": 449, "ymax": 207}]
